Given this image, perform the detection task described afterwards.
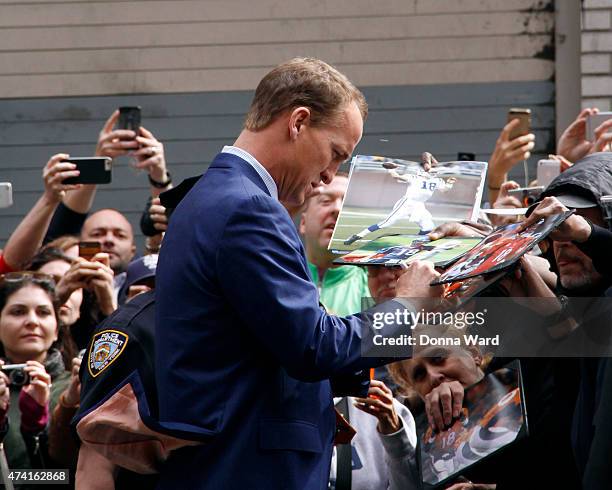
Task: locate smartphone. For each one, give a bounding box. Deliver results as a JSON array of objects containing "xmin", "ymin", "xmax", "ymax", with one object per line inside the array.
[
  {"xmin": 586, "ymin": 111, "xmax": 612, "ymax": 142},
  {"xmin": 537, "ymin": 159, "xmax": 560, "ymax": 188},
  {"xmin": 508, "ymin": 186, "xmax": 544, "ymax": 206},
  {"xmin": 118, "ymin": 106, "xmax": 141, "ymax": 133},
  {"xmin": 0, "ymin": 183, "xmax": 12, "ymax": 208},
  {"xmin": 62, "ymin": 157, "xmax": 112, "ymax": 185},
  {"xmin": 507, "ymin": 108, "xmax": 531, "ymax": 140},
  {"xmin": 79, "ymin": 241, "xmax": 102, "ymax": 260}
]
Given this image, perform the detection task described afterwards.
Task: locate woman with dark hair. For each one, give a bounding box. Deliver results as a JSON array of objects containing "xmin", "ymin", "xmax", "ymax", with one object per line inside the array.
[
  {"xmin": 0, "ymin": 273, "xmax": 71, "ymax": 471},
  {"xmin": 28, "ymin": 246, "xmax": 116, "ymax": 471}
]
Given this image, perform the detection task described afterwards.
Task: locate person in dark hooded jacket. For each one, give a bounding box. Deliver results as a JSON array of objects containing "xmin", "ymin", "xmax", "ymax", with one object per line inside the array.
[{"xmin": 520, "ymin": 151, "xmax": 612, "ymax": 490}]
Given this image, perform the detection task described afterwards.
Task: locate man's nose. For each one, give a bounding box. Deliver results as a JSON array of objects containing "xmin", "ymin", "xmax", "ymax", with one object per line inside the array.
[
  {"xmin": 102, "ymin": 233, "xmax": 116, "ymax": 246},
  {"xmin": 331, "ymin": 197, "xmax": 343, "ymax": 216},
  {"xmin": 379, "ymin": 268, "xmax": 397, "ymax": 282},
  {"xmin": 320, "ymin": 168, "xmax": 334, "ymax": 186}
]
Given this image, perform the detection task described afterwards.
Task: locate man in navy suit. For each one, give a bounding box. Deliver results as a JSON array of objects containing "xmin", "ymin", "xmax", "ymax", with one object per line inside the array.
[{"xmin": 155, "ymin": 58, "xmax": 441, "ymax": 489}]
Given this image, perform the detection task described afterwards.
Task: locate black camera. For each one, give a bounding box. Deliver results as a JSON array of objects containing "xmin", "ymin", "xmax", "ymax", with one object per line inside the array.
[{"xmin": 2, "ymin": 363, "xmax": 30, "ymax": 387}]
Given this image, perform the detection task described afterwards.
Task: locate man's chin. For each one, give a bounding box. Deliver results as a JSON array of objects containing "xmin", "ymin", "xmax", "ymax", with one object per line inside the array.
[
  {"xmin": 110, "ymin": 260, "xmax": 128, "ymax": 275},
  {"xmin": 559, "ymin": 274, "xmax": 591, "ymax": 292}
]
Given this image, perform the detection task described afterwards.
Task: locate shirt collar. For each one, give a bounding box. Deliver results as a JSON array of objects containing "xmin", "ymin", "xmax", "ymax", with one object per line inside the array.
[{"xmin": 222, "ymin": 145, "xmax": 278, "ymax": 200}]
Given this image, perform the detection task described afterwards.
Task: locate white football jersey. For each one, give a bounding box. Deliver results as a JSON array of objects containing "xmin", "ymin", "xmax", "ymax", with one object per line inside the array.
[{"xmin": 402, "ymin": 175, "xmax": 449, "ymax": 202}]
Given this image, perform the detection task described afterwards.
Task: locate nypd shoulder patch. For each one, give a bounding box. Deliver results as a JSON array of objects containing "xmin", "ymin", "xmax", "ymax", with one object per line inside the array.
[{"xmin": 88, "ymin": 329, "xmax": 129, "ymax": 378}]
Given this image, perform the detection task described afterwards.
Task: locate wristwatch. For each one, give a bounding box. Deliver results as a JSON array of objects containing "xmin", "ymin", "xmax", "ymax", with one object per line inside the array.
[{"xmin": 148, "ymin": 171, "xmax": 172, "ymax": 188}]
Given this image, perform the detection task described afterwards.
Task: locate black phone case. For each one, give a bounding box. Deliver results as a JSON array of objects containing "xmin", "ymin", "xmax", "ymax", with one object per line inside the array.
[
  {"xmin": 63, "ymin": 158, "xmax": 112, "ymax": 184},
  {"xmin": 118, "ymin": 106, "xmax": 141, "ymax": 131}
]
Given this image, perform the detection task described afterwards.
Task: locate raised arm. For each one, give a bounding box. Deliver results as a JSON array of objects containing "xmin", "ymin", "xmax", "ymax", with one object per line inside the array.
[
  {"xmin": 131, "ymin": 126, "xmax": 173, "ymax": 198},
  {"xmin": 3, "ymin": 154, "xmax": 80, "ymax": 270},
  {"xmin": 62, "ymin": 110, "xmax": 138, "ymax": 214}
]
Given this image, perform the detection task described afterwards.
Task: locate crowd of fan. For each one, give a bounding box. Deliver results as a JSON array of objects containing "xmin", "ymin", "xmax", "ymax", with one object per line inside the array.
[{"xmin": 0, "ymin": 101, "xmax": 611, "ymax": 490}]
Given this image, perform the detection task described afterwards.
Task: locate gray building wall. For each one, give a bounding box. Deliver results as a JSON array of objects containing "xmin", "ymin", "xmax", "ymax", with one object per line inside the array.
[
  {"xmin": 0, "ymin": 81, "xmax": 554, "ymax": 249},
  {"xmin": 581, "ymin": 0, "xmax": 612, "ymax": 110},
  {"xmin": 0, "ymin": 0, "xmax": 556, "ymax": 251}
]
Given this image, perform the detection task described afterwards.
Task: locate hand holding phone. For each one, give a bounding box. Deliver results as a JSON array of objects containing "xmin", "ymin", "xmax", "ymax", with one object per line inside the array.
[
  {"xmin": 78, "ymin": 241, "xmax": 102, "ymax": 260},
  {"xmin": 537, "ymin": 159, "xmax": 560, "ymax": 188},
  {"xmin": 507, "ymin": 108, "xmax": 531, "ymax": 140},
  {"xmin": 586, "ymin": 111, "xmax": 612, "ymax": 141},
  {"xmin": 586, "ymin": 112, "xmax": 612, "ymax": 153},
  {"xmin": 96, "ymin": 111, "xmax": 140, "ymax": 159}
]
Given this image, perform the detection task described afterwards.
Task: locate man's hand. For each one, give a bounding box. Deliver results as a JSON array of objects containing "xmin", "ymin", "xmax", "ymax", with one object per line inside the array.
[
  {"xmin": 491, "ymin": 181, "xmax": 523, "ymax": 226},
  {"xmin": 95, "ymin": 110, "xmax": 139, "ymax": 159},
  {"xmin": 42, "ymin": 153, "xmax": 81, "ymax": 203},
  {"xmin": 388, "ymin": 169, "xmax": 402, "ymax": 180},
  {"xmin": 488, "ymin": 119, "xmax": 535, "ymax": 186},
  {"xmin": 592, "ymin": 118, "xmax": 612, "ymax": 153},
  {"xmin": 499, "ymin": 255, "xmax": 557, "ymax": 300},
  {"xmin": 131, "ymin": 127, "xmax": 169, "ymax": 184},
  {"xmin": 445, "ymin": 482, "xmax": 496, "ymax": 490},
  {"xmin": 55, "ymin": 258, "xmax": 90, "ymax": 304},
  {"xmin": 428, "ymin": 222, "xmax": 488, "ymax": 241},
  {"xmin": 88, "ymin": 253, "xmax": 117, "ymax": 315},
  {"xmin": 395, "ymin": 260, "xmax": 445, "ymax": 299},
  {"xmin": 62, "ymin": 357, "xmax": 82, "ymax": 407},
  {"xmin": 55, "ymin": 254, "xmax": 117, "ymax": 314},
  {"xmin": 518, "ymin": 196, "xmax": 591, "ymax": 243},
  {"xmin": 425, "ymin": 380, "xmax": 464, "ymax": 432},
  {"xmin": 149, "ymin": 197, "xmax": 169, "ymax": 232},
  {"xmin": 127, "ymin": 284, "xmax": 152, "ymax": 302},
  {"xmin": 557, "ymin": 108, "xmax": 598, "ymax": 162},
  {"xmin": 353, "ymin": 379, "xmax": 402, "ymax": 434}
]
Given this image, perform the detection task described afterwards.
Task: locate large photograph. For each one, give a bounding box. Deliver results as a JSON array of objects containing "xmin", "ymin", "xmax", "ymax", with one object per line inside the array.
[
  {"xmin": 329, "ymin": 156, "xmax": 488, "ymax": 253},
  {"xmin": 433, "ymin": 211, "xmax": 574, "ymax": 284},
  {"xmin": 418, "ymin": 361, "xmax": 527, "ymax": 488},
  {"xmin": 332, "ymin": 236, "xmax": 482, "ymax": 268}
]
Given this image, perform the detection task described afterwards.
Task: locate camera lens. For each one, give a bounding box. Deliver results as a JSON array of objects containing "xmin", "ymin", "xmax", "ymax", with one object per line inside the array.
[{"xmin": 9, "ymin": 369, "xmax": 28, "ymax": 387}]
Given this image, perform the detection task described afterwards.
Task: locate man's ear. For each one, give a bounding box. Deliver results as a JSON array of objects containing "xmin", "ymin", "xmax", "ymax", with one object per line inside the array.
[
  {"xmin": 131, "ymin": 244, "xmax": 136, "ymax": 258},
  {"xmin": 298, "ymin": 213, "xmax": 307, "ymax": 235},
  {"xmin": 288, "ymin": 107, "xmax": 311, "ymax": 141}
]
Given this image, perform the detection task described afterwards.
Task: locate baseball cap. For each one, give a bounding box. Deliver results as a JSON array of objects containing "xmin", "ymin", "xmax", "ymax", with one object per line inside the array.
[
  {"xmin": 552, "ymin": 193, "xmax": 598, "ymax": 209},
  {"xmin": 525, "ymin": 192, "xmax": 597, "ymax": 218},
  {"xmin": 126, "ymin": 254, "xmax": 158, "ymax": 289}
]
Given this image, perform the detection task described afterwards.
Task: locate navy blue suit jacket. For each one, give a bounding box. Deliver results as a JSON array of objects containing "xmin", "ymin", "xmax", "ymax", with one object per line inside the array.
[{"xmin": 155, "ymin": 153, "xmax": 408, "ymax": 489}]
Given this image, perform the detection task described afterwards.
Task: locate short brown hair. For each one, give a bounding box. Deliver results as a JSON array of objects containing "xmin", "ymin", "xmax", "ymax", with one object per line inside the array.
[
  {"xmin": 42, "ymin": 235, "xmax": 79, "ymax": 254},
  {"xmin": 244, "ymin": 57, "xmax": 367, "ymax": 131}
]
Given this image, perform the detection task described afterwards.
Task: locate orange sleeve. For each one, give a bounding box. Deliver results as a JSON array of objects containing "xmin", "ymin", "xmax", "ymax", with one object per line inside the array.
[{"xmin": 0, "ymin": 254, "xmax": 15, "ymax": 274}]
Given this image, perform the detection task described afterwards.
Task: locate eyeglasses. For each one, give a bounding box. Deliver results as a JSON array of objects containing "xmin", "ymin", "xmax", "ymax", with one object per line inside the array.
[{"xmin": 0, "ymin": 272, "xmax": 56, "ymax": 287}]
